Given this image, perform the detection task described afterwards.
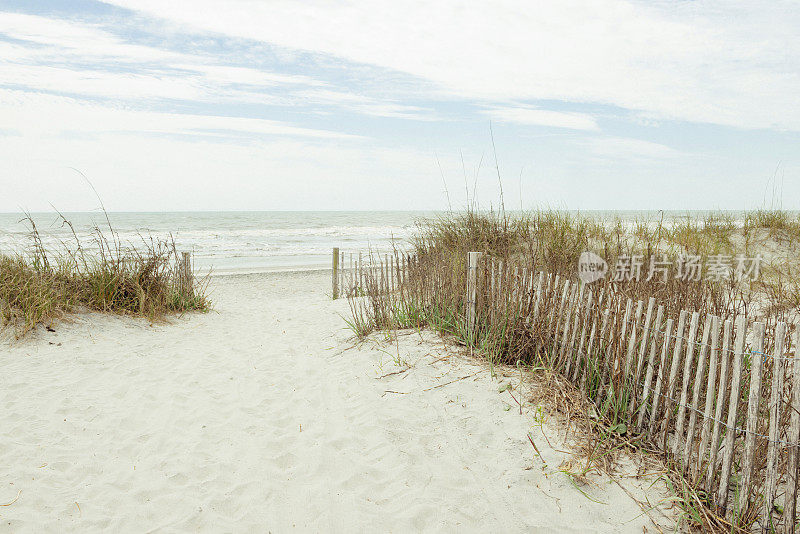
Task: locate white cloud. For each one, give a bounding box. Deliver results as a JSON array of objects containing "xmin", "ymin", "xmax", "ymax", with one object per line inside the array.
[
  {"xmin": 585, "ymin": 136, "xmax": 681, "ymax": 161},
  {"xmin": 100, "ymin": 0, "xmax": 800, "ymax": 130},
  {"xmin": 0, "ymin": 12, "xmax": 319, "ymax": 101},
  {"xmin": 484, "ymin": 106, "xmax": 598, "ymax": 130},
  {"xmin": 0, "ymin": 90, "xmax": 358, "ymax": 140},
  {"xmin": 0, "ymin": 11, "xmax": 182, "ymax": 63},
  {"xmin": 296, "ymin": 89, "xmax": 435, "ymax": 120},
  {"xmin": 0, "ymin": 12, "xmax": 430, "ymax": 119}
]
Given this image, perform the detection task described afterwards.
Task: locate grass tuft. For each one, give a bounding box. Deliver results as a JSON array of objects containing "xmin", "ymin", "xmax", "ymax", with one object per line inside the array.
[{"xmin": 0, "ymin": 212, "xmax": 209, "ymax": 337}]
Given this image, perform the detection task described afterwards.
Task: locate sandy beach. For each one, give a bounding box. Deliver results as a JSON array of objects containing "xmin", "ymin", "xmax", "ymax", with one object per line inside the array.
[{"xmin": 0, "ymin": 271, "xmax": 674, "ymax": 532}]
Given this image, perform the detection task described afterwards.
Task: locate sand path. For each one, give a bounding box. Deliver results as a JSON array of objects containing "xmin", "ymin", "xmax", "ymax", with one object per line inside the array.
[{"xmin": 0, "ymin": 271, "xmax": 673, "ymax": 532}]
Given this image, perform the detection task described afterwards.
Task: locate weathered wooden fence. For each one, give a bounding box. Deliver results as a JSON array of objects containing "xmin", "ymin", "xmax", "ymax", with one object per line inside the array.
[
  {"xmin": 331, "ymin": 248, "xmax": 413, "ymax": 299},
  {"xmin": 475, "ymin": 253, "xmax": 800, "ymax": 532},
  {"xmin": 340, "ymin": 247, "xmax": 800, "ymax": 532}
]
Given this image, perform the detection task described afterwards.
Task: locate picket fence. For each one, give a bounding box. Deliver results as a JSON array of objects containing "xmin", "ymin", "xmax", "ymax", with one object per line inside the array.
[
  {"xmin": 333, "ymin": 248, "xmax": 800, "ymax": 532},
  {"xmin": 330, "ymin": 247, "xmax": 409, "ymax": 300}
]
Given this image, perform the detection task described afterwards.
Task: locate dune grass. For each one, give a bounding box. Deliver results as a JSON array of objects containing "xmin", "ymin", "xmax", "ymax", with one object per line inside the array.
[
  {"xmin": 347, "ymin": 207, "xmax": 798, "ymax": 532},
  {"xmin": 0, "ymin": 213, "xmax": 209, "ymax": 337}
]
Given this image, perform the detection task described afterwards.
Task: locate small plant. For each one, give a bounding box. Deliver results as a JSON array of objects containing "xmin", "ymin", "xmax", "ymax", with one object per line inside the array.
[{"xmin": 0, "ymin": 211, "xmax": 210, "ymax": 337}]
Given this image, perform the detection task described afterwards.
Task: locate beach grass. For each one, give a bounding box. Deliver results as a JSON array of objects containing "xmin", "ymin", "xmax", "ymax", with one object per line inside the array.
[
  {"xmin": 0, "ymin": 213, "xmax": 209, "ymax": 337},
  {"xmin": 347, "ymin": 207, "xmax": 798, "ymax": 532}
]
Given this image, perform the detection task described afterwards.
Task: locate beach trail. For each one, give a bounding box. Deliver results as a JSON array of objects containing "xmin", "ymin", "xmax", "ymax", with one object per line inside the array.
[{"xmin": 0, "ymin": 271, "xmax": 673, "ymax": 532}]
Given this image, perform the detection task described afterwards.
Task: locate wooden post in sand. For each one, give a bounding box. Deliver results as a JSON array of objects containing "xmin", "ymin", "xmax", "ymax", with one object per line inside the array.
[
  {"xmin": 332, "ymin": 247, "xmax": 340, "ymax": 300},
  {"xmin": 718, "ymin": 315, "xmax": 747, "ymax": 512},
  {"xmin": 466, "ymin": 252, "xmax": 481, "ymax": 341},
  {"xmin": 181, "ymin": 251, "xmax": 193, "ymax": 297},
  {"xmin": 784, "ymin": 326, "xmax": 800, "ymax": 532},
  {"xmin": 764, "ymin": 322, "xmax": 786, "ymax": 531}
]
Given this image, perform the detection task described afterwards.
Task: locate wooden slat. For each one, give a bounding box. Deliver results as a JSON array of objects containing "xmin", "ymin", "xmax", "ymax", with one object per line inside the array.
[
  {"xmin": 489, "ymin": 260, "xmax": 497, "ymax": 321},
  {"xmin": 498, "ymin": 261, "xmax": 505, "ymax": 303},
  {"xmin": 718, "ymin": 315, "xmax": 748, "ymax": 512},
  {"xmin": 623, "ymin": 300, "xmax": 644, "ymax": 382},
  {"xmin": 557, "ymin": 282, "xmax": 577, "ymax": 368},
  {"xmin": 697, "ymin": 315, "xmax": 722, "ymax": 481},
  {"xmin": 763, "ymin": 322, "xmax": 786, "ymax": 532},
  {"xmin": 637, "ymin": 304, "xmax": 665, "ymax": 430},
  {"xmin": 521, "ymin": 268, "xmax": 528, "ymax": 312},
  {"xmin": 466, "ymin": 252, "xmax": 481, "ymax": 339},
  {"xmin": 564, "ymin": 284, "xmax": 585, "ymax": 376},
  {"xmin": 520, "ymin": 268, "xmax": 528, "ymax": 315},
  {"xmin": 340, "ymin": 251, "xmax": 344, "ymax": 293},
  {"xmin": 591, "ymin": 307, "xmax": 612, "ymax": 400},
  {"xmin": 784, "ymin": 326, "xmax": 800, "ymax": 534},
  {"xmin": 617, "ymin": 299, "xmax": 633, "ymax": 375},
  {"xmin": 738, "ymin": 321, "xmax": 765, "ymax": 515},
  {"xmin": 596, "ymin": 298, "xmax": 620, "ymax": 403},
  {"xmin": 531, "ymin": 271, "xmax": 545, "ymax": 327},
  {"xmin": 544, "ymin": 274, "xmax": 561, "ymax": 354},
  {"xmin": 553, "ymin": 279, "xmax": 570, "ymax": 362},
  {"xmin": 384, "ymin": 254, "xmax": 390, "ymax": 294},
  {"xmin": 545, "ymin": 273, "xmax": 557, "ymax": 324},
  {"xmin": 707, "ymin": 318, "xmax": 733, "ymax": 493},
  {"xmin": 621, "ymin": 300, "xmax": 644, "ymax": 407},
  {"xmin": 392, "ymin": 254, "xmax": 397, "ymax": 291},
  {"xmin": 490, "ymin": 259, "xmax": 497, "ymax": 304},
  {"xmin": 581, "ymin": 299, "xmax": 602, "ymax": 389},
  {"xmin": 553, "ymin": 280, "xmax": 578, "ymax": 370},
  {"xmin": 535, "ymin": 272, "xmax": 552, "ymax": 354},
  {"xmin": 525, "ymin": 269, "xmax": 536, "ymax": 316},
  {"xmin": 630, "ymin": 298, "xmax": 657, "ymax": 418},
  {"xmin": 659, "ymin": 310, "xmax": 689, "ymax": 442},
  {"xmin": 648, "ymin": 317, "xmax": 674, "ymax": 436},
  {"xmin": 389, "ymin": 254, "xmax": 394, "ymax": 291},
  {"xmin": 600, "ymin": 298, "xmax": 630, "ymax": 402},
  {"xmin": 681, "ymin": 314, "xmax": 713, "ymax": 471},
  {"xmin": 673, "ymin": 311, "xmax": 701, "ymax": 461},
  {"xmin": 561, "ymin": 281, "xmax": 577, "ymax": 353},
  {"xmin": 392, "ymin": 251, "xmax": 398, "ymax": 289},
  {"xmin": 572, "ymin": 289, "xmax": 594, "ymax": 382},
  {"xmin": 332, "ymin": 248, "xmax": 340, "ymax": 299},
  {"xmin": 512, "ymin": 267, "xmax": 519, "ymax": 312},
  {"xmin": 358, "ymin": 251, "xmax": 363, "ymax": 292}
]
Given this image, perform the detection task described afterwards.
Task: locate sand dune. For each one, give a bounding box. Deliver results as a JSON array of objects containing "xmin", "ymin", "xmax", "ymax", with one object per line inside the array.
[{"xmin": 0, "ymin": 271, "xmax": 675, "ymax": 532}]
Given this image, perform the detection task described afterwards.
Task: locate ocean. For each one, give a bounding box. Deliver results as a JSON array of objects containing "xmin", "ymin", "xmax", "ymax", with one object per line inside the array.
[
  {"xmin": 0, "ymin": 210, "xmax": 790, "ymax": 274},
  {"xmin": 0, "ymin": 211, "xmax": 429, "ymax": 274}
]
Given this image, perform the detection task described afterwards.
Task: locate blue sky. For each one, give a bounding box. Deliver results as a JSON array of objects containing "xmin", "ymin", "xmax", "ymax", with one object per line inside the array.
[{"xmin": 0, "ymin": 0, "xmax": 798, "ymax": 212}]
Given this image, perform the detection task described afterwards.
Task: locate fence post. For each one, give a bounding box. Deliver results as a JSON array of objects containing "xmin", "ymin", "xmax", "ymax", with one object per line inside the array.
[
  {"xmin": 466, "ymin": 252, "xmax": 481, "ymax": 341},
  {"xmin": 637, "ymin": 305, "xmax": 664, "ymax": 430},
  {"xmin": 718, "ymin": 315, "xmax": 747, "ymax": 513},
  {"xmin": 706, "ymin": 318, "xmax": 733, "ymax": 493},
  {"xmin": 785, "ymin": 326, "xmax": 800, "ymax": 533},
  {"xmin": 181, "ymin": 251, "xmax": 192, "ymax": 297},
  {"xmin": 738, "ymin": 321, "xmax": 765, "ymax": 515},
  {"xmin": 764, "ymin": 322, "xmax": 786, "ymax": 532},
  {"xmin": 332, "ymin": 247, "xmax": 340, "ymax": 300}
]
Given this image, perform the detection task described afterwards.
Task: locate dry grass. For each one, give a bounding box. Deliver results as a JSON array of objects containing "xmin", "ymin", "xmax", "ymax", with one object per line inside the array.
[
  {"xmin": 0, "ymin": 212, "xmax": 209, "ymax": 337},
  {"xmin": 347, "ymin": 207, "xmax": 800, "ymax": 532}
]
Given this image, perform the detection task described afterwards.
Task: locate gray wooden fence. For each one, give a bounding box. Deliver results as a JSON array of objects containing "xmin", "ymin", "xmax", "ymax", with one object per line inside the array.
[{"xmin": 338, "ymin": 247, "xmax": 800, "ymax": 532}]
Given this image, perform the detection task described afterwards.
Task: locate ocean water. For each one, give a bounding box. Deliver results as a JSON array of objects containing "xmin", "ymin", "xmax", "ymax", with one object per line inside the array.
[
  {"xmin": 0, "ymin": 211, "xmax": 431, "ymax": 273},
  {"xmin": 0, "ymin": 210, "xmax": 793, "ymax": 274}
]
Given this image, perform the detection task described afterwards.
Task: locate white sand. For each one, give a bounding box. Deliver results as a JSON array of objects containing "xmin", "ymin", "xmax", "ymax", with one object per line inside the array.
[{"xmin": 0, "ymin": 271, "xmax": 676, "ymax": 532}]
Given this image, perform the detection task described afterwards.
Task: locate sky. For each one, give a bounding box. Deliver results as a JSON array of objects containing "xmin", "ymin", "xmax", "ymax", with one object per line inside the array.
[{"xmin": 0, "ymin": 0, "xmax": 798, "ymax": 212}]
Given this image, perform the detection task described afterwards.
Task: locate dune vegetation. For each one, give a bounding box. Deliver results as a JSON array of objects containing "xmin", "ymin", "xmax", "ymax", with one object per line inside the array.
[
  {"xmin": 347, "ymin": 207, "xmax": 800, "ymax": 532},
  {"xmin": 0, "ymin": 212, "xmax": 209, "ymax": 337}
]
